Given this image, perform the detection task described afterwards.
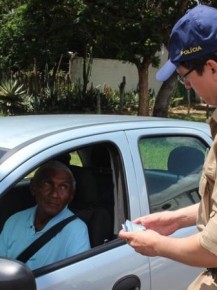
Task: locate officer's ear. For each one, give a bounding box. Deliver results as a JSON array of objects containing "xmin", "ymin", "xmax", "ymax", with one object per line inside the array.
[{"xmin": 206, "ymin": 60, "xmax": 217, "ymax": 80}]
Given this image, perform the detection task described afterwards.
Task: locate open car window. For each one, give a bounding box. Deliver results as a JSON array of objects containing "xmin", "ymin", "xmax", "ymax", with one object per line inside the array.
[{"xmin": 0, "ymin": 141, "xmax": 127, "ymax": 272}]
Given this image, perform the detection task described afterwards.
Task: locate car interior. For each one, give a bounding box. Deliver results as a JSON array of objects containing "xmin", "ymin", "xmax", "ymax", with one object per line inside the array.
[
  {"xmin": 0, "ymin": 142, "xmax": 127, "ymax": 249},
  {"xmin": 143, "ymin": 145, "xmax": 205, "ymax": 212},
  {"xmin": 144, "ymin": 145, "xmax": 205, "ymax": 195}
]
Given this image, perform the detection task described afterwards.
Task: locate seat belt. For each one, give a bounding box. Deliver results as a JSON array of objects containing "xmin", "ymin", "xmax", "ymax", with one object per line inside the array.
[{"xmin": 16, "ymin": 214, "xmax": 77, "ymax": 263}]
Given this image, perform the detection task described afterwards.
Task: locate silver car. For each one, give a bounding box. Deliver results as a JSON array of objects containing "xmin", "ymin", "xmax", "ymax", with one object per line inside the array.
[{"xmin": 0, "ymin": 114, "xmax": 212, "ymax": 290}]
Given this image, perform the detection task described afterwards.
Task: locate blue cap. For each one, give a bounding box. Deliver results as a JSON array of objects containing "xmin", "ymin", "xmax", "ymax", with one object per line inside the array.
[{"xmin": 156, "ymin": 5, "xmax": 217, "ymax": 81}]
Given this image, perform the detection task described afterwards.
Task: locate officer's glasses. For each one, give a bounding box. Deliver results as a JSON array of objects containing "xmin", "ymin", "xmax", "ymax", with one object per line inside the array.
[{"xmin": 177, "ymin": 67, "xmax": 195, "ymax": 85}]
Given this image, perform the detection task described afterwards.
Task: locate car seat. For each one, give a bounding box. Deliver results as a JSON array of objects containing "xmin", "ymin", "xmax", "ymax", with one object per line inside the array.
[
  {"xmin": 0, "ymin": 183, "xmax": 35, "ymax": 232},
  {"xmin": 69, "ymin": 165, "xmax": 113, "ymax": 247},
  {"xmin": 167, "ymin": 146, "xmax": 204, "ymax": 177}
]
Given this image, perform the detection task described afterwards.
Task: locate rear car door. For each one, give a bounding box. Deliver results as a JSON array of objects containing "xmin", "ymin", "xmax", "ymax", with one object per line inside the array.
[{"xmin": 125, "ymin": 126, "xmax": 212, "ymax": 290}]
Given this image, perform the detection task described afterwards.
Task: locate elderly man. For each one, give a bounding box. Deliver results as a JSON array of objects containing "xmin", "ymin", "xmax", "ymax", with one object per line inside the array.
[{"xmin": 0, "ymin": 160, "xmax": 90, "ymax": 270}]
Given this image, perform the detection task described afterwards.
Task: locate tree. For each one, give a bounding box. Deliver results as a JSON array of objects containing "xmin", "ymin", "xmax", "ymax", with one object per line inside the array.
[
  {"xmin": 0, "ymin": 0, "xmax": 204, "ymax": 116},
  {"xmin": 0, "ymin": 0, "xmax": 85, "ymax": 71},
  {"xmin": 0, "ymin": 0, "xmax": 25, "ymax": 14},
  {"xmin": 75, "ymin": 0, "xmax": 199, "ymax": 116},
  {"xmin": 83, "ymin": 0, "xmax": 164, "ymax": 115},
  {"xmin": 0, "ymin": 0, "xmax": 86, "ymax": 105}
]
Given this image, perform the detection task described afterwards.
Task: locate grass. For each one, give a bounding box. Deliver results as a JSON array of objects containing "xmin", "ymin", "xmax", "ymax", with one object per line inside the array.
[
  {"xmin": 0, "ymin": 103, "xmax": 211, "ymax": 123},
  {"xmin": 139, "ymin": 139, "xmax": 174, "ymax": 170},
  {"xmin": 168, "ymin": 105, "xmax": 209, "ymax": 122}
]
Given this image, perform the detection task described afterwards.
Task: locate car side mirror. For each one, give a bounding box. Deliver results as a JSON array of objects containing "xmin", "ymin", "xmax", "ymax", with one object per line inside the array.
[{"xmin": 0, "ymin": 257, "xmax": 36, "ymax": 290}]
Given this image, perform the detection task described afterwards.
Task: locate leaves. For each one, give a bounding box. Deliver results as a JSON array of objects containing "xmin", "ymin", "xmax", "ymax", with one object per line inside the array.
[
  {"xmin": 0, "ymin": 0, "xmax": 211, "ymax": 116},
  {"xmin": 0, "ymin": 79, "xmax": 31, "ymax": 115},
  {"xmin": 0, "ymin": 80, "xmax": 26, "ymax": 99}
]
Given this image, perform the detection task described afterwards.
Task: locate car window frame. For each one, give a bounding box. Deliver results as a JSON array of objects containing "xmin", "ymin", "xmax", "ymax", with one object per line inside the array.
[{"xmin": 0, "ymin": 131, "xmax": 141, "ymax": 276}]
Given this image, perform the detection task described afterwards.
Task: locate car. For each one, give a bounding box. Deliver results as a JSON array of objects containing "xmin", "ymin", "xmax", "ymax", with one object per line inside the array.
[{"xmin": 0, "ymin": 114, "xmax": 212, "ymax": 290}]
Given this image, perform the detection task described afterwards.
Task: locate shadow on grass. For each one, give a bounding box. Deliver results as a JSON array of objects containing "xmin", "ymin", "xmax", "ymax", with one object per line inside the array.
[{"xmin": 169, "ymin": 112, "xmax": 207, "ymax": 122}]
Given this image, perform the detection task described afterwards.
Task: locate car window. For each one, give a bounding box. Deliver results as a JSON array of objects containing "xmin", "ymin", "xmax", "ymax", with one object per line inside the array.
[
  {"xmin": 24, "ymin": 151, "xmax": 82, "ymax": 180},
  {"xmin": 70, "ymin": 151, "xmax": 82, "ymax": 166},
  {"xmin": 0, "ymin": 141, "xmax": 127, "ymax": 271},
  {"xmin": 139, "ymin": 136, "xmax": 207, "ymax": 213}
]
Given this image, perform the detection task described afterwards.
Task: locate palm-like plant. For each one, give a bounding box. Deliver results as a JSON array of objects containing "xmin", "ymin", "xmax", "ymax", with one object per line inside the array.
[{"xmin": 0, "ymin": 80, "xmax": 27, "ymax": 115}]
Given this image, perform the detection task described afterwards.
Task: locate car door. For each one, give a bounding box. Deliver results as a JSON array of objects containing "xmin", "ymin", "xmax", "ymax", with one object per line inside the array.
[
  {"xmin": 125, "ymin": 126, "xmax": 212, "ymax": 290},
  {"xmin": 0, "ymin": 131, "xmax": 151, "ymax": 290}
]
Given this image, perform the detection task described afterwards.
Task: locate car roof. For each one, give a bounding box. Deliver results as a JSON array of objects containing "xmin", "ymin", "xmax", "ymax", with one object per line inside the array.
[
  {"xmin": 0, "ymin": 114, "xmax": 211, "ymax": 182},
  {"xmin": 0, "ymin": 114, "xmax": 210, "ymax": 151}
]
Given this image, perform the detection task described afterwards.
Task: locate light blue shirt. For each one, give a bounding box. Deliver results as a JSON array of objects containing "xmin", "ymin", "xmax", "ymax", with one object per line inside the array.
[{"xmin": 0, "ymin": 206, "xmax": 90, "ymax": 270}]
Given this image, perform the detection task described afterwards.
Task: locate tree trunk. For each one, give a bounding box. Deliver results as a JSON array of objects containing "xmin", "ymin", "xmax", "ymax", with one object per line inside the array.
[
  {"xmin": 119, "ymin": 76, "xmax": 126, "ymax": 112},
  {"xmin": 153, "ymin": 72, "xmax": 177, "ymax": 117},
  {"xmin": 82, "ymin": 47, "xmax": 93, "ymax": 97},
  {"xmin": 138, "ymin": 63, "xmax": 150, "ymax": 116}
]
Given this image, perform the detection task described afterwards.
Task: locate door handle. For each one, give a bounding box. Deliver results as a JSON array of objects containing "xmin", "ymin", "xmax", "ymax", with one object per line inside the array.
[{"xmin": 112, "ymin": 274, "xmax": 141, "ymax": 290}]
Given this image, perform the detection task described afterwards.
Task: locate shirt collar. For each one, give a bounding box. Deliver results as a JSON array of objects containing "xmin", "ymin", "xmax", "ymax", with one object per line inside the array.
[{"xmin": 28, "ymin": 206, "xmax": 69, "ymax": 232}]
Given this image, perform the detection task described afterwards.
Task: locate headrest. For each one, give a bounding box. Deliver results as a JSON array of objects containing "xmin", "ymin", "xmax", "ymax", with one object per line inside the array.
[
  {"xmin": 168, "ymin": 146, "xmax": 204, "ymax": 176},
  {"xmin": 90, "ymin": 145, "xmax": 111, "ymax": 168},
  {"xmin": 70, "ymin": 166, "xmax": 98, "ymax": 204}
]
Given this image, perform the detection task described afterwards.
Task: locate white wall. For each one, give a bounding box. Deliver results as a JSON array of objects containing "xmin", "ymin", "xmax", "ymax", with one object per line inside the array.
[{"xmin": 70, "ymin": 47, "xmax": 168, "ymax": 96}]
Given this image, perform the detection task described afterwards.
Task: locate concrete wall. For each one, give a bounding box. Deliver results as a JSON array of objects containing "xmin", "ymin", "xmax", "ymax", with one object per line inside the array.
[{"xmin": 70, "ymin": 47, "xmax": 168, "ymax": 96}]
